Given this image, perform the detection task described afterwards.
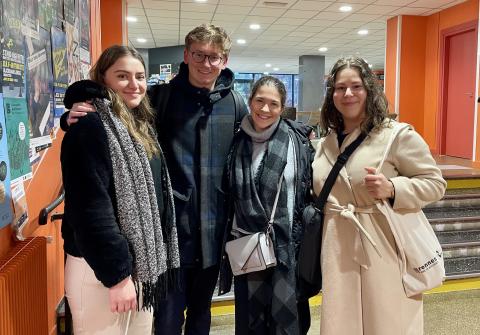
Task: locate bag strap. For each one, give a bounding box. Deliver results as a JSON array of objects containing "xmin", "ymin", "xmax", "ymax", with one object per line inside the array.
[
  {"xmin": 266, "ymin": 170, "xmax": 285, "ymax": 234},
  {"xmin": 315, "ymin": 132, "xmax": 367, "ymax": 210},
  {"xmin": 231, "ymin": 90, "xmax": 243, "ymax": 134},
  {"xmin": 376, "ymin": 122, "xmax": 410, "ymax": 173}
]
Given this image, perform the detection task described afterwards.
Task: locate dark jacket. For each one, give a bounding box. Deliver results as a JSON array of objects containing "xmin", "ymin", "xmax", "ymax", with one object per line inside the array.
[
  {"xmin": 218, "ymin": 118, "xmax": 315, "ymax": 294},
  {"xmin": 61, "ymin": 112, "xmax": 172, "ymax": 288},
  {"xmin": 149, "ymin": 62, "xmax": 248, "ymax": 268}
]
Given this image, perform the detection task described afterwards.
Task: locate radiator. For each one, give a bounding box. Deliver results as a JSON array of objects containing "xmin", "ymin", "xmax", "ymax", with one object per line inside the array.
[{"xmin": 0, "ymin": 237, "xmax": 48, "ymax": 335}]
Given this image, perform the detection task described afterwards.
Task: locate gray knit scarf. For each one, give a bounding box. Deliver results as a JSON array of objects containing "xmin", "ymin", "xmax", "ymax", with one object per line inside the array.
[{"xmin": 94, "ymin": 98, "xmax": 180, "ymax": 310}]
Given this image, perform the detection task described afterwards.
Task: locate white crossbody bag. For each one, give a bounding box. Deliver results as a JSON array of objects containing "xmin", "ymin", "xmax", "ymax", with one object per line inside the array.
[
  {"xmin": 375, "ymin": 122, "xmax": 445, "ymax": 297},
  {"xmin": 225, "ymin": 173, "xmax": 284, "ymax": 276}
]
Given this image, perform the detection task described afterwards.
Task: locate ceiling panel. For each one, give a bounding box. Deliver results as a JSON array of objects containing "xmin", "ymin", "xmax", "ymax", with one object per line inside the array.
[
  {"xmin": 291, "ymin": 1, "xmax": 333, "ymax": 11},
  {"xmin": 216, "ymin": 5, "xmax": 252, "ymax": 14},
  {"xmin": 127, "ymin": 0, "xmax": 467, "ymax": 73}
]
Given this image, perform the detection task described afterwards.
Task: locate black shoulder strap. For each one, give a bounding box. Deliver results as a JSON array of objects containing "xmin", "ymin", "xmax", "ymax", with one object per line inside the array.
[
  {"xmin": 231, "ymin": 90, "xmax": 242, "ymax": 133},
  {"xmin": 315, "ymin": 133, "xmax": 367, "ymax": 210}
]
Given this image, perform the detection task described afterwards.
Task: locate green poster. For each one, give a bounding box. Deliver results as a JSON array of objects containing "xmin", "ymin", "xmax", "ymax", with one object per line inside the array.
[{"xmin": 4, "ymin": 97, "xmax": 31, "ymax": 182}]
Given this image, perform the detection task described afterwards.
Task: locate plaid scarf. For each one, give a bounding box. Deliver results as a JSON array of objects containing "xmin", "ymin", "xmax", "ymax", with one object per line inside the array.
[
  {"xmin": 233, "ymin": 117, "xmax": 299, "ymax": 334},
  {"xmin": 95, "ymin": 99, "xmax": 180, "ymax": 310}
]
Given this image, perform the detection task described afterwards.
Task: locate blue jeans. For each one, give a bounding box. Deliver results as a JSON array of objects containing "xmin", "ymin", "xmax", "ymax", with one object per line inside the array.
[{"xmin": 153, "ymin": 265, "xmax": 220, "ymax": 335}]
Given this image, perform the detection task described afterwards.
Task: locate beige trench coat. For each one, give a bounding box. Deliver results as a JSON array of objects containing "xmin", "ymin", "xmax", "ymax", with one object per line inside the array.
[{"xmin": 312, "ymin": 122, "xmax": 446, "ymax": 335}]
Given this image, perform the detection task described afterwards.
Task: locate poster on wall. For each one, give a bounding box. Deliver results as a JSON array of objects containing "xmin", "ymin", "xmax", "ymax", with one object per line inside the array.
[
  {"xmin": 53, "ymin": 88, "xmax": 65, "ymax": 130},
  {"xmin": 0, "ymin": 94, "xmax": 13, "ymax": 229},
  {"xmin": 25, "ymin": 32, "xmax": 54, "ymax": 151},
  {"xmin": 11, "ymin": 180, "xmax": 28, "ymax": 238},
  {"xmin": 22, "ymin": 0, "xmax": 40, "ymax": 39},
  {"xmin": 39, "ymin": 0, "xmax": 58, "ymax": 30},
  {"xmin": 79, "ymin": 0, "xmax": 90, "ymax": 64},
  {"xmin": 2, "ymin": 1, "xmax": 25, "ymax": 98},
  {"xmin": 3, "ymin": 97, "xmax": 32, "ymax": 183},
  {"xmin": 53, "ymin": 0, "xmax": 64, "ymax": 28},
  {"xmin": 64, "ymin": 0, "xmax": 75, "ymax": 26},
  {"xmin": 65, "ymin": 22, "xmax": 80, "ymax": 84},
  {"xmin": 51, "ymin": 26, "xmax": 68, "ymax": 88}
]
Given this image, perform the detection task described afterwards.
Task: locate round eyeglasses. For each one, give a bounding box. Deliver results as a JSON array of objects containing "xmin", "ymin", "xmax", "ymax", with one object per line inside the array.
[{"xmin": 190, "ymin": 51, "xmax": 224, "ymax": 66}]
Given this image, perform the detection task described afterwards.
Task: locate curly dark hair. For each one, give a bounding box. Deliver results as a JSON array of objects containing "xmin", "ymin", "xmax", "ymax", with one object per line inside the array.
[{"xmin": 320, "ymin": 56, "xmax": 391, "ymax": 135}]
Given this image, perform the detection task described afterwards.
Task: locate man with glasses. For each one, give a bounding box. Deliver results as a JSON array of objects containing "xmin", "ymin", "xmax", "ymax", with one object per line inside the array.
[{"xmin": 149, "ymin": 24, "xmax": 248, "ymax": 335}]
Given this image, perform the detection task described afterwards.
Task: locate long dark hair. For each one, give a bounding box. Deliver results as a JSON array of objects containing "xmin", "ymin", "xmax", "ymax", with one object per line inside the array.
[
  {"xmin": 249, "ymin": 75, "xmax": 287, "ymax": 110},
  {"xmin": 90, "ymin": 45, "xmax": 159, "ymax": 158},
  {"xmin": 320, "ymin": 56, "xmax": 390, "ymax": 135}
]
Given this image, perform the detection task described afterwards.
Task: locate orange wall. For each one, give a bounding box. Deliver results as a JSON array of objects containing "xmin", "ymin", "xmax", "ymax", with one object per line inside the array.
[
  {"xmin": 385, "ymin": 17, "xmax": 398, "ymax": 113},
  {"xmin": 0, "ymin": 0, "xmax": 124, "ymax": 333},
  {"xmin": 399, "ymin": 16, "xmax": 427, "ymax": 132},
  {"xmin": 100, "ymin": 0, "xmax": 127, "ymax": 50},
  {"xmin": 385, "ymin": 0, "xmax": 479, "ymax": 162},
  {"xmin": 423, "ymin": 0, "xmax": 479, "ymax": 153},
  {"xmin": 423, "ymin": 14, "xmax": 441, "ymax": 151}
]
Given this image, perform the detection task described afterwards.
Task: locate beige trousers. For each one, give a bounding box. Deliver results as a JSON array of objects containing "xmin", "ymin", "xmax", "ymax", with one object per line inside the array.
[
  {"xmin": 65, "ymin": 255, "xmax": 153, "ymax": 335},
  {"xmin": 320, "ymin": 212, "xmax": 423, "ymax": 335}
]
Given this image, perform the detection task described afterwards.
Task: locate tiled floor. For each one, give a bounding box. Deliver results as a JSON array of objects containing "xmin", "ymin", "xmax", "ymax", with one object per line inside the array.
[{"xmin": 210, "ymin": 289, "xmax": 480, "ymax": 334}]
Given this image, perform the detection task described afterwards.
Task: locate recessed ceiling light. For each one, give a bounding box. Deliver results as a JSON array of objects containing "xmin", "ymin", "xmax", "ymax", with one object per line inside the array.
[
  {"xmin": 318, "ymin": 47, "xmax": 328, "ymax": 52},
  {"xmin": 194, "ymin": 0, "xmax": 208, "ymax": 3},
  {"xmin": 273, "ymin": 67, "xmax": 279, "ymax": 71},
  {"xmin": 126, "ymin": 16, "xmax": 137, "ymax": 22},
  {"xmin": 249, "ymin": 24, "xmax": 261, "ymax": 30},
  {"xmin": 136, "ymin": 38, "xmax": 147, "ymax": 43},
  {"xmin": 237, "ymin": 39, "xmax": 246, "ymax": 44},
  {"xmin": 339, "ymin": 5, "xmax": 352, "ymax": 12},
  {"xmin": 358, "ymin": 29, "xmax": 369, "ymax": 35},
  {"xmin": 265, "ymin": 63, "xmax": 272, "ymax": 67}
]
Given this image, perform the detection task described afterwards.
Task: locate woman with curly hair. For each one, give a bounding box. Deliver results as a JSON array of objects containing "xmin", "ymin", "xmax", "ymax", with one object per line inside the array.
[{"xmin": 312, "ymin": 56, "xmax": 446, "ymax": 335}]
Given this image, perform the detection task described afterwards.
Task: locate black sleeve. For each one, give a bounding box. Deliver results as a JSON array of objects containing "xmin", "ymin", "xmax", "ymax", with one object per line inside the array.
[
  {"xmin": 61, "ymin": 113, "xmax": 133, "ymax": 288},
  {"xmin": 60, "ymin": 111, "xmax": 70, "ymax": 131}
]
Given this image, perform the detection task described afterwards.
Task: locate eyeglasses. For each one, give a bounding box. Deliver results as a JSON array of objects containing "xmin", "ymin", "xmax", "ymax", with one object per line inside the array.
[
  {"xmin": 190, "ymin": 51, "xmax": 224, "ymax": 66},
  {"xmin": 332, "ymin": 84, "xmax": 365, "ymax": 94}
]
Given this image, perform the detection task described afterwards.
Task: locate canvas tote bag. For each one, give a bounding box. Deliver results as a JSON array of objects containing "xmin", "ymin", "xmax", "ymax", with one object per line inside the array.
[{"xmin": 375, "ymin": 122, "xmax": 445, "ymax": 297}]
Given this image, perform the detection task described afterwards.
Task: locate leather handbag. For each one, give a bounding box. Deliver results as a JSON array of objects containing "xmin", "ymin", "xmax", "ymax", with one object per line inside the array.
[
  {"xmin": 375, "ymin": 122, "xmax": 445, "ymax": 297},
  {"xmin": 297, "ymin": 133, "xmax": 367, "ymax": 299},
  {"xmin": 225, "ymin": 172, "xmax": 284, "ymax": 276}
]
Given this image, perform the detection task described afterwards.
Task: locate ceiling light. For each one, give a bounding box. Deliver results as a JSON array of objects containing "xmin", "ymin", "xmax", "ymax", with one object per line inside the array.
[
  {"xmin": 265, "ymin": 63, "xmax": 271, "ymax": 67},
  {"xmin": 273, "ymin": 67, "xmax": 279, "ymax": 71},
  {"xmin": 136, "ymin": 38, "xmax": 147, "ymax": 43},
  {"xmin": 126, "ymin": 16, "xmax": 137, "ymax": 22},
  {"xmin": 249, "ymin": 24, "xmax": 261, "ymax": 30},
  {"xmin": 263, "ymin": 72, "xmax": 270, "ymax": 75},
  {"xmin": 358, "ymin": 29, "xmax": 369, "ymax": 35},
  {"xmin": 237, "ymin": 39, "xmax": 246, "ymax": 45},
  {"xmin": 318, "ymin": 47, "xmax": 328, "ymax": 52},
  {"xmin": 194, "ymin": 0, "xmax": 208, "ymax": 3},
  {"xmin": 263, "ymin": 1, "xmax": 288, "ymax": 7},
  {"xmin": 339, "ymin": 5, "xmax": 352, "ymax": 12}
]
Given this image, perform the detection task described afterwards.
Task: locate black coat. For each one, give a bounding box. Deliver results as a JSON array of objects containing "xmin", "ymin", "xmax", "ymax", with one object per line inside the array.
[
  {"xmin": 218, "ymin": 118, "xmax": 315, "ymax": 295},
  {"xmin": 61, "ymin": 112, "xmax": 172, "ymax": 288},
  {"xmin": 148, "ymin": 63, "xmax": 248, "ymax": 268}
]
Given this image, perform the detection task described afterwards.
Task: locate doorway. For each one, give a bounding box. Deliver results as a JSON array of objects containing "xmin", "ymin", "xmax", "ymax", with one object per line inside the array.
[{"xmin": 440, "ymin": 21, "xmax": 478, "ymax": 159}]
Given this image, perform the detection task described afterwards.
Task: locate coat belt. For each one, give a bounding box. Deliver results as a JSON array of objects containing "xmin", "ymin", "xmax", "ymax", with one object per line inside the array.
[{"xmin": 325, "ymin": 203, "xmax": 382, "ymax": 269}]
